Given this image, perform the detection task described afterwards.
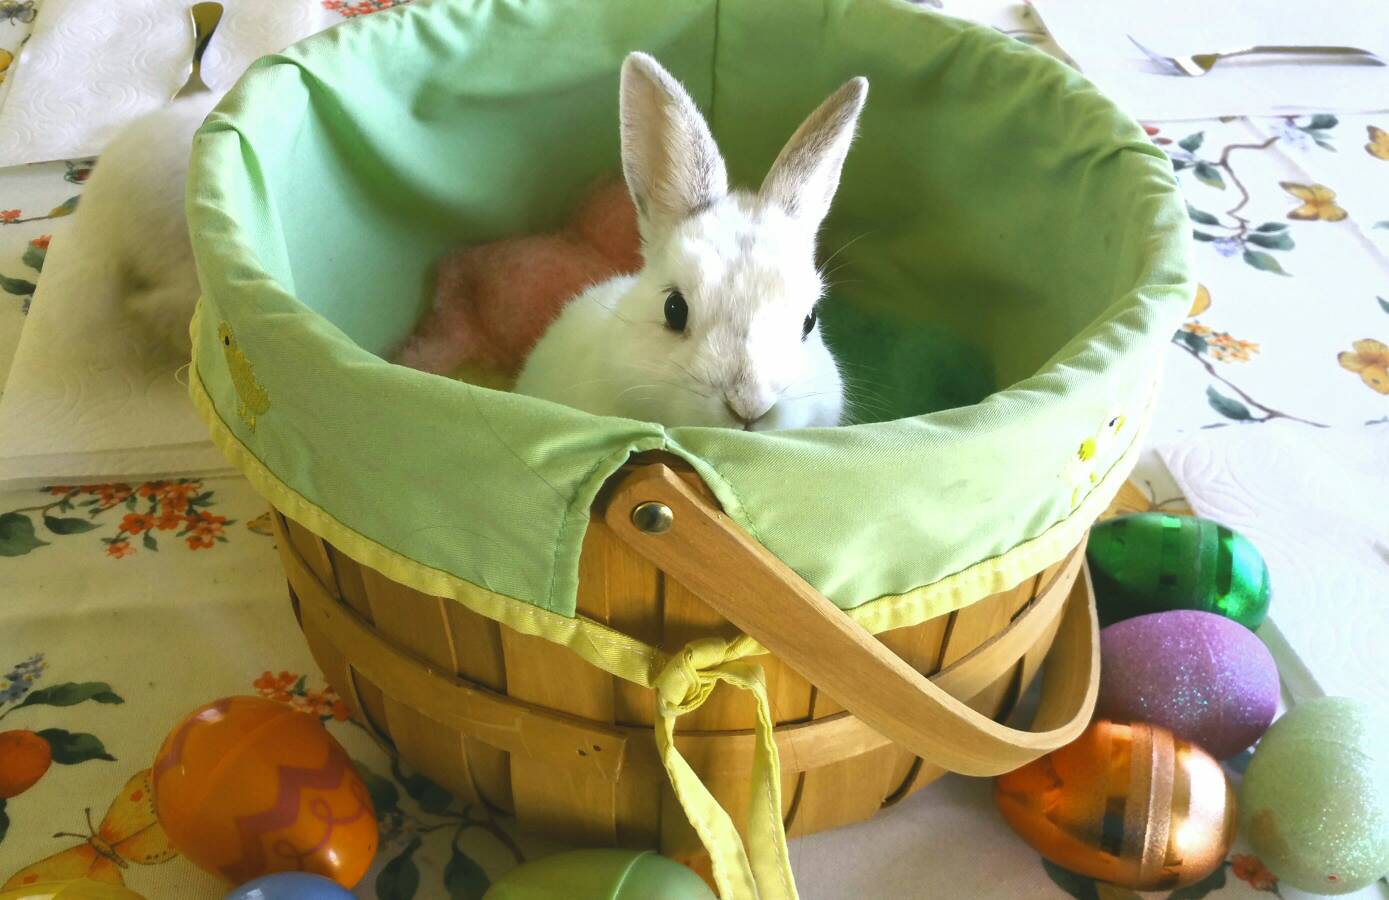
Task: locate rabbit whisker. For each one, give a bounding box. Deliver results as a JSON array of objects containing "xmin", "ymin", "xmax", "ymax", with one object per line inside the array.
[
  {"xmin": 615, "ymin": 380, "xmax": 714, "ymax": 403},
  {"xmin": 578, "ymin": 292, "xmax": 639, "ymax": 326},
  {"xmin": 817, "ymin": 230, "xmax": 874, "ymax": 275}
]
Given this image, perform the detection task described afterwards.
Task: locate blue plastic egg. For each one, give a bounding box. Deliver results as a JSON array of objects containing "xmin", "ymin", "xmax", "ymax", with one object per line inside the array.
[{"xmin": 224, "ymin": 873, "xmax": 356, "ymax": 900}]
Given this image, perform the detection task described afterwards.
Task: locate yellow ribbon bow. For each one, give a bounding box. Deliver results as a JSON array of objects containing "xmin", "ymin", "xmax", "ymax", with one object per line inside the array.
[{"xmin": 653, "ymin": 637, "xmax": 798, "ymax": 900}]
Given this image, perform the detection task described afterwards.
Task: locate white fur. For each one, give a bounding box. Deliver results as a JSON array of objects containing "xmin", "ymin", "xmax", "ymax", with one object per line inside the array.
[
  {"xmin": 74, "ymin": 93, "xmax": 219, "ymax": 358},
  {"xmin": 515, "ymin": 53, "xmax": 867, "ymax": 431}
]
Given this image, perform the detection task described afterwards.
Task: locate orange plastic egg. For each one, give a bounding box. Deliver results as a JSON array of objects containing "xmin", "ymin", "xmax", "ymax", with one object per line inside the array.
[
  {"xmin": 151, "ymin": 696, "xmax": 377, "ymax": 888},
  {"xmin": 995, "ymin": 720, "xmax": 1238, "ymax": 890}
]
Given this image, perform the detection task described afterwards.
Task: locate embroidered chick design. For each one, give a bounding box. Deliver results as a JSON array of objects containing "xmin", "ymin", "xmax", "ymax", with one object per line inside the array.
[
  {"xmin": 1068, "ymin": 413, "xmax": 1126, "ymax": 509},
  {"xmin": 218, "ymin": 321, "xmax": 269, "ymax": 431}
]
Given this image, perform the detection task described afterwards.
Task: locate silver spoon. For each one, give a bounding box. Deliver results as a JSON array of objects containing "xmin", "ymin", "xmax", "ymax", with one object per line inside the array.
[
  {"xmin": 173, "ymin": 2, "xmax": 224, "ymax": 99},
  {"xmin": 1128, "ymin": 35, "xmax": 1385, "ymax": 77}
]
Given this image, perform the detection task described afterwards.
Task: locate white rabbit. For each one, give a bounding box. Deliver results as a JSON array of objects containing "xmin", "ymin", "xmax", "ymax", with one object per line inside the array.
[
  {"xmin": 73, "ymin": 92, "xmax": 220, "ymax": 359},
  {"xmin": 514, "ymin": 53, "xmax": 865, "ymax": 431}
]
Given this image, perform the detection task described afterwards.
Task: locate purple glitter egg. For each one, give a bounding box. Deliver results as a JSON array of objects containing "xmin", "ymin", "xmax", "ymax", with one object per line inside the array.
[{"xmin": 1097, "ymin": 610, "xmax": 1278, "ymax": 759}]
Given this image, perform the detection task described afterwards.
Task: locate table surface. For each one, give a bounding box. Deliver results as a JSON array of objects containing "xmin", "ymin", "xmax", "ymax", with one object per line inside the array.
[{"xmin": 1, "ymin": 1, "xmax": 1386, "ymax": 898}]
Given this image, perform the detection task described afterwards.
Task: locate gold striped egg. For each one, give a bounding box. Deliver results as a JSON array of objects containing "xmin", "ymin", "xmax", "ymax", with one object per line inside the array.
[{"xmin": 995, "ymin": 720, "xmax": 1238, "ymax": 890}]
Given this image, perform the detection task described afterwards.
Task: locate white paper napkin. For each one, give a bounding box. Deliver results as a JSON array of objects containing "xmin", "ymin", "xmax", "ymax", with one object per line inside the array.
[
  {"xmin": 0, "ymin": 0, "xmax": 336, "ymax": 166},
  {"xmin": 0, "ymin": 216, "xmax": 233, "ymax": 490},
  {"xmin": 1029, "ymin": 0, "xmax": 1389, "ymax": 120},
  {"xmin": 1158, "ymin": 423, "xmax": 1389, "ymax": 705}
]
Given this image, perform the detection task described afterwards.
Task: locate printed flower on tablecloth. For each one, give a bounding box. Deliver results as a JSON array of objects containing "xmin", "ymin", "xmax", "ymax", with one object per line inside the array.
[
  {"xmin": 2, "ymin": 234, "xmax": 51, "ymax": 315},
  {"xmin": 253, "ymin": 670, "xmax": 352, "ymax": 722},
  {"xmin": 253, "ymin": 670, "xmax": 297, "ymax": 703},
  {"xmin": 119, "ymin": 513, "xmax": 156, "ymax": 534},
  {"xmin": 1231, "ymin": 854, "xmax": 1280, "ymax": 892},
  {"xmin": 0, "ymin": 479, "xmax": 263, "ymax": 559},
  {"xmin": 1269, "ymin": 114, "xmax": 1338, "ymax": 152},
  {"xmin": 179, "ymin": 511, "xmax": 228, "ymax": 550},
  {"xmin": 1270, "ymin": 120, "xmax": 1314, "ymax": 152},
  {"xmin": 1282, "ymin": 182, "xmax": 1348, "ymax": 222},
  {"xmin": 1142, "ymin": 124, "xmax": 1172, "ymax": 146},
  {"xmin": 322, "ymin": 0, "xmax": 408, "ymax": 17},
  {"xmin": 1367, "ymin": 126, "xmax": 1389, "ymax": 160},
  {"xmin": 1175, "ymin": 286, "xmax": 1261, "ymax": 365},
  {"xmin": 1337, "ymin": 339, "xmax": 1389, "ymax": 394},
  {"xmin": 1170, "ymin": 286, "xmax": 1323, "ymax": 427}
]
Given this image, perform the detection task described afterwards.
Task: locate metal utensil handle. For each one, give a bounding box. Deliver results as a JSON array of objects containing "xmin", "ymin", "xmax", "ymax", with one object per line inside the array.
[
  {"xmin": 1230, "ymin": 44, "xmax": 1381, "ymax": 60},
  {"xmin": 176, "ymin": 2, "xmax": 224, "ymax": 98}
]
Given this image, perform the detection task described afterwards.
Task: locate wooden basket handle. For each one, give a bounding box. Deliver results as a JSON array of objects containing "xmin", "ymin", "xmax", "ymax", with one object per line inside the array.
[{"xmin": 603, "ymin": 463, "xmax": 1099, "ymax": 777}]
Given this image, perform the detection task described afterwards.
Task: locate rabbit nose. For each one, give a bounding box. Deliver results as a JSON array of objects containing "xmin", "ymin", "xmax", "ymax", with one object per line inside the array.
[{"xmin": 724, "ymin": 396, "xmax": 774, "ymax": 430}]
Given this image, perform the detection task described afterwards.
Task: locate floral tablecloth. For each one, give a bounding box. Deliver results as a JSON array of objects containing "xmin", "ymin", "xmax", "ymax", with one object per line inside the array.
[{"xmin": 1, "ymin": 1, "xmax": 1386, "ymax": 899}]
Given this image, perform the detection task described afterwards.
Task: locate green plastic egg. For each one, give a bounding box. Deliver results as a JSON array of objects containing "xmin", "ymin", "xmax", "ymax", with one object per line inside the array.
[
  {"xmin": 1086, "ymin": 513, "xmax": 1270, "ymax": 629},
  {"xmin": 1242, "ymin": 697, "xmax": 1389, "ymax": 894},
  {"xmin": 482, "ymin": 849, "xmax": 716, "ymax": 900},
  {"xmin": 0, "ymin": 881, "xmax": 147, "ymax": 900}
]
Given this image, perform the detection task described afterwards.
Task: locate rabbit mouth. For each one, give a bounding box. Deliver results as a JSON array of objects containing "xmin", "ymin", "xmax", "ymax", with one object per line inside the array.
[{"xmin": 724, "ymin": 400, "xmax": 767, "ymax": 431}]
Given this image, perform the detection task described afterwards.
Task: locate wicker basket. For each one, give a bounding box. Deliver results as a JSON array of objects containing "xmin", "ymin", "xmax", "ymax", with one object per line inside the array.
[{"xmin": 271, "ymin": 452, "xmax": 1098, "ymax": 861}]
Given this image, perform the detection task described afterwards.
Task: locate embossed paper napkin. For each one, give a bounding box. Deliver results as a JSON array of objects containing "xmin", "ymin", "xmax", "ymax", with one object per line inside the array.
[{"xmin": 0, "ymin": 0, "xmax": 337, "ymax": 166}]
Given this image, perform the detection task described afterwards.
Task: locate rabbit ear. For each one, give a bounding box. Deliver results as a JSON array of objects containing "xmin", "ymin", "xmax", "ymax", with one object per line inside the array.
[
  {"xmin": 760, "ymin": 77, "xmax": 868, "ymax": 230},
  {"xmin": 620, "ymin": 52, "xmax": 728, "ymax": 241}
]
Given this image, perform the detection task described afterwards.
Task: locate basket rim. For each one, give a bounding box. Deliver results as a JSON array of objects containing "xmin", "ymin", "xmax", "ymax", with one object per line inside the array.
[{"xmin": 185, "ymin": 0, "xmax": 1190, "ymax": 619}]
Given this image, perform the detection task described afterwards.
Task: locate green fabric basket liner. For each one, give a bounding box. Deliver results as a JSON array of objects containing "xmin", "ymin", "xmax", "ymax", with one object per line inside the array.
[{"xmin": 186, "ymin": 0, "xmax": 1192, "ymax": 617}]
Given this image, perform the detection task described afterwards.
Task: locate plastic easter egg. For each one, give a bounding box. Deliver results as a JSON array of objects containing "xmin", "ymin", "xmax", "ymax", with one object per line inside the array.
[
  {"xmin": 1098, "ymin": 610, "xmax": 1279, "ymax": 758},
  {"xmin": 1242, "ymin": 697, "xmax": 1389, "ymax": 894},
  {"xmin": 152, "ymin": 696, "xmax": 377, "ymax": 888},
  {"xmin": 996, "ymin": 720, "xmax": 1238, "ymax": 890},
  {"xmin": 0, "ymin": 881, "xmax": 146, "ymax": 900},
  {"xmin": 1087, "ymin": 513, "xmax": 1270, "ymax": 629},
  {"xmin": 225, "ymin": 872, "xmax": 356, "ymax": 899},
  {"xmin": 483, "ymin": 849, "xmax": 717, "ymax": 900}
]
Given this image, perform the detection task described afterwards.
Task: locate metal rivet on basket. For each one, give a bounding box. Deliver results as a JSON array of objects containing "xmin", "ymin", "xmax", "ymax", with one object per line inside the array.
[{"xmin": 632, "ymin": 501, "xmax": 673, "ymax": 534}]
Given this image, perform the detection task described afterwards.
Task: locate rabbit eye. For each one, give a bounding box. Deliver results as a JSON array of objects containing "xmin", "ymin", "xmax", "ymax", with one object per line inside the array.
[
  {"xmin": 664, "ymin": 291, "xmax": 688, "ymax": 332},
  {"xmin": 802, "ymin": 309, "xmax": 818, "ymax": 340}
]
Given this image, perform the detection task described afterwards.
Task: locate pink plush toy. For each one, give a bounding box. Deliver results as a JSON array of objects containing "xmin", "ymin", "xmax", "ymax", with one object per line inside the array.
[{"xmin": 394, "ymin": 179, "xmax": 641, "ymax": 381}]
